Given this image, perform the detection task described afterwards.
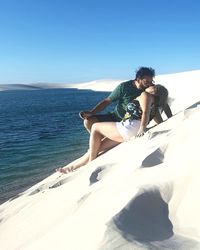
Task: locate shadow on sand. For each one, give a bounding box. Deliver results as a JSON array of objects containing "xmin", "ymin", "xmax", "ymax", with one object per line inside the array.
[
  {"xmin": 141, "ymin": 148, "xmax": 165, "ymax": 168},
  {"xmin": 113, "ymin": 188, "xmax": 173, "ymax": 242}
]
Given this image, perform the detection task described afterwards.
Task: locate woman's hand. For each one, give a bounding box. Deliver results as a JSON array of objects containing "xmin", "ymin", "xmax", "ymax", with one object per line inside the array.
[{"xmin": 136, "ymin": 128, "xmax": 146, "ymax": 137}]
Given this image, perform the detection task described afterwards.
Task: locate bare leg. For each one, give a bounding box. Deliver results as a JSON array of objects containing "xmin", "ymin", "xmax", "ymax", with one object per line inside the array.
[
  {"xmin": 56, "ymin": 135, "xmax": 121, "ymax": 174},
  {"xmin": 56, "ymin": 151, "xmax": 90, "ymax": 173},
  {"xmin": 99, "ymin": 137, "xmax": 120, "ymax": 153},
  {"xmin": 83, "ymin": 116, "xmax": 99, "ymax": 133},
  {"xmin": 89, "ymin": 122, "xmax": 124, "ymax": 161}
]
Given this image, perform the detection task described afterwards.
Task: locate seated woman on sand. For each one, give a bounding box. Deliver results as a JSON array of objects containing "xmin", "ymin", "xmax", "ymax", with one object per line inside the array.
[{"xmin": 56, "ymin": 84, "xmax": 171, "ymax": 174}]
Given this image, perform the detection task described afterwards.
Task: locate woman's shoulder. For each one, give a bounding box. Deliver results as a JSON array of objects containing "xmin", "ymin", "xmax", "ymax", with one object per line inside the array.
[{"xmin": 139, "ymin": 91, "xmax": 154, "ymax": 100}]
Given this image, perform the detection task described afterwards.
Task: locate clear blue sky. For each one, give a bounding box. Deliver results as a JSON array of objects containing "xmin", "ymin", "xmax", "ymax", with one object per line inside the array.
[{"xmin": 0, "ymin": 0, "xmax": 200, "ymax": 84}]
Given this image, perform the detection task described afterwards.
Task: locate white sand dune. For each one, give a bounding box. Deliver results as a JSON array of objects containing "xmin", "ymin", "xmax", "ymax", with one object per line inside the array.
[
  {"xmin": 0, "ymin": 69, "xmax": 200, "ymax": 250},
  {"xmin": 0, "ymin": 83, "xmax": 75, "ymax": 91},
  {"xmin": 0, "ymin": 80, "xmax": 120, "ymax": 91},
  {"xmin": 0, "ymin": 84, "xmax": 43, "ymax": 91},
  {"xmin": 76, "ymin": 79, "xmax": 124, "ymax": 91}
]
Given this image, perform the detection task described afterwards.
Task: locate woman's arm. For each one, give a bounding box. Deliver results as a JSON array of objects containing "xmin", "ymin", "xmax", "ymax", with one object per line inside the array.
[
  {"xmin": 163, "ymin": 103, "xmax": 172, "ymax": 118},
  {"xmin": 80, "ymin": 98, "xmax": 112, "ymax": 119},
  {"xmin": 153, "ymin": 110, "xmax": 163, "ymax": 124},
  {"xmin": 136, "ymin": 92, "xmax": 153, "ymax": 137}
]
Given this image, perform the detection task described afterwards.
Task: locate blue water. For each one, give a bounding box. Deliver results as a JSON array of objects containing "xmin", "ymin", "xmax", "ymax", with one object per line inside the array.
[{"xmin": 0, "ymin": 88, "xmax": 112, "ymax": 204}]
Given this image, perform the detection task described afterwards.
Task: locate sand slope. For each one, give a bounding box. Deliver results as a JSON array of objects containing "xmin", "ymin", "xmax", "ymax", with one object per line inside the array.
[{"xmin": 0, "ymin": 70, "xmax": 200, "ymax": 250}]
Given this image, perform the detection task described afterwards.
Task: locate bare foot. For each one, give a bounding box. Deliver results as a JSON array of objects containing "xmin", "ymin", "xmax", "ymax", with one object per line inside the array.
[{"xmin": 56, "ymin": 166, "xmax": 74, "ymax": 174}]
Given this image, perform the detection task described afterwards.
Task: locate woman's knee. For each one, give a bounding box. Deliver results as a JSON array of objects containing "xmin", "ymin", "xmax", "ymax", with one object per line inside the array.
[
  {"xmin": 91, "ymin": 122, "xmax": 102, "ymax": 133},
  {"xmin": 84, "ymin": 117, "xmax": 99, "ymax": 130},
  {"xmin": 83, "ymin": 118, "xmax": 92, "ymax": 129}
]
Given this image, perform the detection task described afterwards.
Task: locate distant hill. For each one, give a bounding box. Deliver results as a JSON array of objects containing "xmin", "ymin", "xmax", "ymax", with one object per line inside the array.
[
  {"xmin": 0, "ymin": 83, "xmax": 76, "ymax": 91},
  {"xmin": 0, "ymin": 84, "xmax": 43, "ymax": 91}
]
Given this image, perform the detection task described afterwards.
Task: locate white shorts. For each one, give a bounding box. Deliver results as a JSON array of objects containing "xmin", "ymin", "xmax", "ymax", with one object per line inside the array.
[{"xmin": 116, "ymin": 119, "xmax": 141, "ymax": 141}]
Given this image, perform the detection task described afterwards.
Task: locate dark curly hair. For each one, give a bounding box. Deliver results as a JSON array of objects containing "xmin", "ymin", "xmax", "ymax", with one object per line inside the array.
[{"xmin": 135, "ymin": 67, "xmax": 155, "ymax": 80}]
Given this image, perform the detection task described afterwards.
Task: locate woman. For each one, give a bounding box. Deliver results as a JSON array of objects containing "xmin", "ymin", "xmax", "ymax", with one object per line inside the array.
[{"xmin": 56, "ymin": 84, "xmax": 171, "ymax": 174}]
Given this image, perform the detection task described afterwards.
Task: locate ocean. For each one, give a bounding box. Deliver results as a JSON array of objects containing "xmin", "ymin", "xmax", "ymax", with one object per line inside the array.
[{"xmin": 0, "ymin": 88, "xmax": 113, "ymax": 204}]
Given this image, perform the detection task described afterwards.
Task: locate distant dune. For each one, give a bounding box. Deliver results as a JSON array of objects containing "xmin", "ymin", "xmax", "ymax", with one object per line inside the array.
[
  {"xmin": 0, "ymin": 84, "xmax": 43, "ymax": 91},
  {"xmin": 0, "ymin": 79, "xmax": 123, "ymax": 92},
  {"xmin": 76, "ymin": 79, "xmax": 124, "ymax": 91},
  {"xmin": 0, "ymin": 83, "xmax": 76, "ymax": 91}
]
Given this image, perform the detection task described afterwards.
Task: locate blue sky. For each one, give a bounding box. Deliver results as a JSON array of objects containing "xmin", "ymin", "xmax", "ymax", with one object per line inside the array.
[{"xmin": 0, "ymin": 0, "xmax": 200, "ymax": 84}]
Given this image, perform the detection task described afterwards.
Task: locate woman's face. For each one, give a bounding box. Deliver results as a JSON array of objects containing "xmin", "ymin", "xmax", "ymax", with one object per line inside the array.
[{"xmin": 145, "ymin": 85, "xmax": 157, "ymax": 95}]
